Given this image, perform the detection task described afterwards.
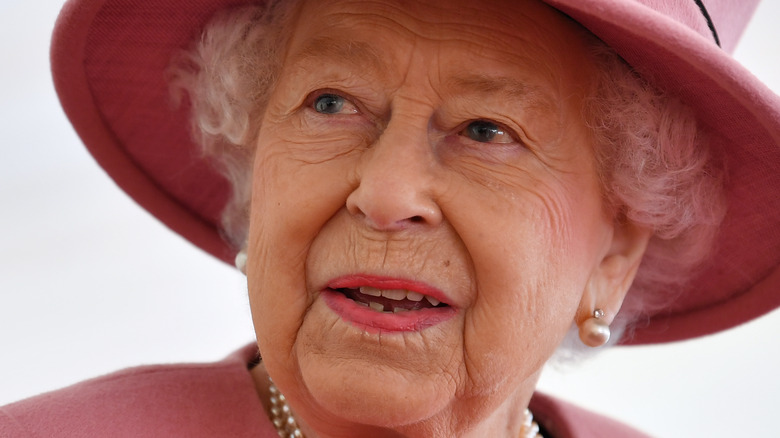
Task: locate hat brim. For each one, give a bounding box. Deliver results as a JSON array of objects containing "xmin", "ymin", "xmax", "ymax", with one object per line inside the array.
[{"xmin": 51, "ymin": 0, "xmax": 780, "ymax": 344}]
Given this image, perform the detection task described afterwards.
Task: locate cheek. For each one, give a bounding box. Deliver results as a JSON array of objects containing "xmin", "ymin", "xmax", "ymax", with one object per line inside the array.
[
  {"xmin": 250, "ymin": 125, "xmax": 360, "ymax": 245},
  {"xmin": 247, "ymin": 129, "xmax": 361, "ymax": 370},
  {"xmin": 443, "ymin": 173, "xmax": 604, "ymax": 388}
]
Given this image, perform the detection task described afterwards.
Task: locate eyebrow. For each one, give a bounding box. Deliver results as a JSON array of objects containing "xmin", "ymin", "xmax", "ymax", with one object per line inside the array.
[
  {"xmin": 447, "ymin": 74, "xmax": 558, "ymax": 114},
  {"xmin": 287, "ymin": 37, "xmax": 558, "ymax": 113},
  {"xmin": 287, "ymin": 36, "xmax": 388, "ymax": 77}
]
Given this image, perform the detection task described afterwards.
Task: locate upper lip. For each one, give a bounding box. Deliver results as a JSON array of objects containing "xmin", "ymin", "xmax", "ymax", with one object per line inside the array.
[{"xmin": 326, "ymin": 274, "xmax": 453, "ymax": 307}]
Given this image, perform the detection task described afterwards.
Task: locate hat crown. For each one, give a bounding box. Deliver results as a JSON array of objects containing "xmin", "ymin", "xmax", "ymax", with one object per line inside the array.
[{"xmin": 634, "ymin": 0, "xmax": 759, "ymax": 53}]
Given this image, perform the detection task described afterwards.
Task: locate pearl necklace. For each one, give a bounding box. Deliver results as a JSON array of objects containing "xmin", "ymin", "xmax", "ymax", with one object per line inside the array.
[
  {"xmin": 268, "ymin": 379, "xmax": 303, "ymax": 438},
  {"xmin": 520, "ymin": 408, "xmax": 543, "ymax": 438},
  {"xmin": 267, "ymin": 378, "xmax": 543, "ymax": 438}
]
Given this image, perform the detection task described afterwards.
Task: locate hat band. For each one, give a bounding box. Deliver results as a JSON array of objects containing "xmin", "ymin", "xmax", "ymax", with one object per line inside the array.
[{"xmin": 693, "ymin": 0, "xmax": 721, "ymax": 47}]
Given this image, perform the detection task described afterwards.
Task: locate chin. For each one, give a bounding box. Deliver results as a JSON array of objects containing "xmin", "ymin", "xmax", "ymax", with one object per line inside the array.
[
  {"xmin": 292, "ymin": 312, "xmax": 458, "ymax": 428},
  {"xmin": 305, "ymin": 370, "xmax": 446, "ymax": 427}
]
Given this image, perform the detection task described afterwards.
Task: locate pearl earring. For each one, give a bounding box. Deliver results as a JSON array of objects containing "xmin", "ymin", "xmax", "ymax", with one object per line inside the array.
[
  {"xmin": 578, "ymin": 308, "xmax": 611, "ymax": 347},
  {"xmin": 234, "ymin": 249, "xmax": 247, "ymax": 275}
]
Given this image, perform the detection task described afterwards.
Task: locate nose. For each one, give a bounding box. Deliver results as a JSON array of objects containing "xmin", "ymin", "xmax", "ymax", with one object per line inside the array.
[{"xmin": 346, "ymin": 124, "xmax": 443, "ymax": 231}]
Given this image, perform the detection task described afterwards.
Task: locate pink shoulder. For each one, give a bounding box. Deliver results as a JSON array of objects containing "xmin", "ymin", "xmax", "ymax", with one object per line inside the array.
[
  {"xmin": 0, "ymin": 347, "xmax": 275, "ymax": 438},
  {"xmin": 530, "ymin": 392, "xmax": 652, "ymax": 438}
]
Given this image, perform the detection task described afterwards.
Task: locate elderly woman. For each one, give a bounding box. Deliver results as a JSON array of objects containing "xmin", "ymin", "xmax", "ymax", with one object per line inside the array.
[{"xmin": 2, "ymin": 0, "xmax": 779, "ymax": 436}]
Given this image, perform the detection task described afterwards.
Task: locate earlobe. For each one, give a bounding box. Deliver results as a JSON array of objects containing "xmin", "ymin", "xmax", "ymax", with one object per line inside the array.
[{"xmin": 577, "ymin": 220, "xmax": 652, "ymax": 332}]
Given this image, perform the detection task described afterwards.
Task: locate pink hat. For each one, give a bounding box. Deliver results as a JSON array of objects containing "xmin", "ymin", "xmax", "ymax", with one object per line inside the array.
[{"xmin": 51, "ymin": 0, "xmax": 780, "ymax": 345}]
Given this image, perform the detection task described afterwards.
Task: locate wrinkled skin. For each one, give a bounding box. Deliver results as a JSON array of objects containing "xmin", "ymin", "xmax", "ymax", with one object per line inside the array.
[{"xmin": 247, "ymin": 0, "xmax": 649, "ymax": 436}]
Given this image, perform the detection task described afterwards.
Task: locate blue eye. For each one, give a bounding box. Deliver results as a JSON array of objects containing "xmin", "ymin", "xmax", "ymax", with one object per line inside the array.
[
  {"xmin": 314, "ymin": 93, "xmax": 346, "ymax": 114},
  {"xmin": 462, "ymin": 120, "xmax": 512, "ymax": 143}
]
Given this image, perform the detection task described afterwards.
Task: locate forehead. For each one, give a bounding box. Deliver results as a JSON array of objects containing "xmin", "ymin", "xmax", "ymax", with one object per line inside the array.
[
  {"xmin": 290, "ymin": 0, "xmax": 577, "ymax": 36},
  {"xmin": 281, "ymin": 0, "xmax": 599, "ymax": 119},
  {"xmin": 286, "ymin": 0, "xmax": 595, "ymax": 73}
]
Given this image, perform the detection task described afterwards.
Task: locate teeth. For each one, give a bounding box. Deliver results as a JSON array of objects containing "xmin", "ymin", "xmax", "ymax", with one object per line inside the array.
[
  {"xmin": 355, "ymin": 287, "xmax": 444, "ymax": 308},
  {"xmin": 360, "ymin": 286, "xmax": 382, "ymax": 297},
  {"xmin": 406, "ymin": 291, "xmax": 424, "ymax": 302},
  {"xmin": 394, "ymin": 307, "xmax": 409, "ymax": 313},
  {"xmin": 381, "ymin": 289, "xmax": 407, "ymax": 300}
]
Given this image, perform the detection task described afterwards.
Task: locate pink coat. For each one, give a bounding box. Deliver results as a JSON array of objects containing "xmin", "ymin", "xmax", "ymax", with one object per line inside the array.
[{"xmin": 0, "ymin": 345, "xmax": 649, "ymax": 437}]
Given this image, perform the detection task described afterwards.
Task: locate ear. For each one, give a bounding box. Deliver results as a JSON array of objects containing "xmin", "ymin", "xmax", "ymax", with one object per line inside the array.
[{"xmin": 577, "ymin": 220, "xmax": 652, "ymax": 325}]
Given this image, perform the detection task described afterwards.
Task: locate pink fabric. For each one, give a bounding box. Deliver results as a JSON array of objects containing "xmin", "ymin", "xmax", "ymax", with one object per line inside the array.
[
  {"xmin": 531, "ymin": 393, "xmax": 651, "ymax": 438},
  {"xmin": 0, "ymin": 345, "xmax": 648, "ymax": 437},
  {"xmin": 0, "ymin": 345, "xmax": 276, "ymax": 438},
  {"xmin": 51, "ymin": 0, "xmax": 245, "ymax": 264}
]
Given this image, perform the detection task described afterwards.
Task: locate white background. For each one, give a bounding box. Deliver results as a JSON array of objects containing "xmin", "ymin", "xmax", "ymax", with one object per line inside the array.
[{"xmin": 1, "ymin": 1, "xmax": 778, "ymax": 437}]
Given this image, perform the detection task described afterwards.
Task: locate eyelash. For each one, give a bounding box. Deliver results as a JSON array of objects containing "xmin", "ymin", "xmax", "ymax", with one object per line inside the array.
[
  {"xmin": 306, "ymin": 90, "xmax": 361, "ymax": 116},
  {"xmin": 303, "ymin": 90, "xmax": 522, "ymax": 146},
  {"xmin": 458, "ymin": 119, "xmax": 518, "ymax": 145}
]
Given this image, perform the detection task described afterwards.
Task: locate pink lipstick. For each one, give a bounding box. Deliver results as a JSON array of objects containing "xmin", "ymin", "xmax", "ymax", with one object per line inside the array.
[{"xmin": 323, "ymin": 275, "xmax": 456, "ymax": 333}]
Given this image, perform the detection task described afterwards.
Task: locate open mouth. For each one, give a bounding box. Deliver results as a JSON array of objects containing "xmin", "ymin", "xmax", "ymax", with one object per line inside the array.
[
  {"xmin": 334, "ymin": 286, "xmax": 448, "ymax": 314},
  {"xmin": 323, "ymin": 278, "xmax": 456, "ymax": 332}
]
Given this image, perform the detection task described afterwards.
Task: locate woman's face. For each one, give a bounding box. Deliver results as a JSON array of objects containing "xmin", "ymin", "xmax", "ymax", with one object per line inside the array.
[{"xmin": 248, "ymin": 0, "xmax": 618, "ymax": 434}]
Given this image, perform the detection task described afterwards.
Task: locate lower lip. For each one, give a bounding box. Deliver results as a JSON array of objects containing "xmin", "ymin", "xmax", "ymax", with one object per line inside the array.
[{"xmin": 321, "ymin": 289, "xmax": 456, "ymax": 333}]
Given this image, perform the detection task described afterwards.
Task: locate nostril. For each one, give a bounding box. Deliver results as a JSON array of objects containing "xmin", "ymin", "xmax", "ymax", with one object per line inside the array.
[{"xmin": 345, "ymin": 179, "xmax": 442, "ymax": 229}]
